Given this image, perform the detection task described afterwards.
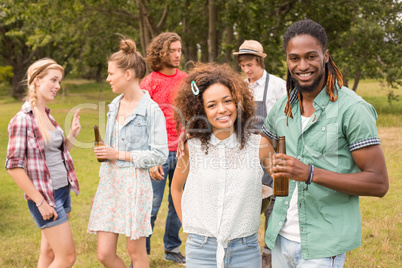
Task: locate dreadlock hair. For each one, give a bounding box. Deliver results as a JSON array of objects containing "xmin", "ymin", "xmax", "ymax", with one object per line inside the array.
[{"xmin": 283, "ymin": 19, "xmax": 343, "ymax": 123}]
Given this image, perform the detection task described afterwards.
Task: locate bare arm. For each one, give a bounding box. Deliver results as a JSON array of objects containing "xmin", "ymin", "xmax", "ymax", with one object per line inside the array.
[
  {"xmin": 259, "ymin": 134, "xmax": 276, "ymax": 176},
  {"xmin": 7, "ymin": 168, "xmax": 58, "ymax": 220},
  {"xmin": 259, "ymin": 131, "xmax": 278, "ymax": 152},
  {"xmin": 272, "ymin": 144, "xmax": 389, "ymax": 197},
  {"xmin": 171, "ymin": 143, "xmax": 190, "ymax": 224}
]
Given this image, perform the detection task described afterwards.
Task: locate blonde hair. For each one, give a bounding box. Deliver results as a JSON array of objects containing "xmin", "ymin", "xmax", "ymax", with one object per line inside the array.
[{"xmin": 25, "ymin": 58, "xmax": 64, "ymax": 142}]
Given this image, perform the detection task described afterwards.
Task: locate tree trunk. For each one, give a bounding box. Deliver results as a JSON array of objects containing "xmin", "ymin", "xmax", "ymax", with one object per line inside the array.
[
  {"xmin": 208, "ymin": 0, "xmax": 218, "ymax": 62},
  {"xmin": 95, "ymin": 63, "xmax": 103, "ymax": 83},
  {"xmin": 199, "ymin": 1, "xmax": 209, "ymax": 63},
  {"xmin": 137, "ymin": 0, "xmax": 149, "ymax": 54},
  {"xmin": 11, "ymin": 66, "xmax": 26, "ymax": 100},
  {"xmin": 182, "ymin": 0, "xmax": 198, "ymax": 63},
  {"xmin": 224, "ymin": 24, "xmax": 234, "ymax": 67},
  {"xmin": 352, "ymin": 70, "xmax": 361, "ymax": 92},
  {"xmin": 234, "ymin": 36, "xmax": 245, "ymax": 72},
  {"xmin": 343, "ymin": 77, "xmax": 349, "ymax": 88}
]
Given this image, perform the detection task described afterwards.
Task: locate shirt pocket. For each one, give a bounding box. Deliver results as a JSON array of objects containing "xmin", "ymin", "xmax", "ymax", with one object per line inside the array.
[
  {"xmin": 303, "ymin": 122, "xmax": 340, "ymax": 168},
  {"xmin": 186, "ymin": 233, "xmax": 208, "ymax": 249},
  {"xmin": 27, "ymin": 130, "xmax": 39, "ymax": 149},
  {"xmin": 126, "ymin": 116, "xmax": 148, "ymax": 147}
]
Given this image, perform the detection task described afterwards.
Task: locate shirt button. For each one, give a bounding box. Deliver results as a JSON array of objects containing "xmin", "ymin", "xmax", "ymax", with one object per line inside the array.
[
  {"xmin": 299, "ymin": 203, "xmax": 302, "ymax": 208},
  {"xmin": 122, "ymin": 138, "xmax": 125, "ymax": 141},
  {"xmin": 137, "ymin": 122, "xmax": 140, "ymax": 125},
  {"xmin": 301, "ymin": 227, "xmax": 304, "ymax": 232},
  {"xmin": 322, "ymin": 127, "xmax": 325, "ymax": 131},
  {"xmin": 297, "ymin": 156, "xmax": 301, "ymax": 160},
  {"xmin": 285, "ymin": 201, "xmax": 289, "ymax": 205},
  {"xmin": 279, "ymin": 222, "xmax": 283, "ymax": 226}
]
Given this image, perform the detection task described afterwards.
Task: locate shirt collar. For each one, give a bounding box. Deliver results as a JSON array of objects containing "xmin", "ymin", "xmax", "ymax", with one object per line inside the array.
[
  {"xmin": 289, "ymin": 84, "xmax": 339, "ymax": 111},
  {"xmin": 134, "ymin": 90, "xmax": 151, "ymax": 116},
  {"xmin": 246, "ymin": 70, "xmax": 267, "ymax": 87},
  {"xmin": 209, "ymin": 132, "xmax": 239, "ymax": 148},
  {"xmin": 108, "ymin": 90, "xmax": 151, "ymax": 116},
  {"xmin": 22, "ymin": 101, "xmax": 50, "ymax": 115}
]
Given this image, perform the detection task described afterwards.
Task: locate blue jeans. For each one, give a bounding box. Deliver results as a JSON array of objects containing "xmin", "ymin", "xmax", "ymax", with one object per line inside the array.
[
  {"xmin": 272, "ymin": 235, "xmax": 346, "ymax": 268},
  {"xmin": 146, "ymin": 151, "xmax": 182, "ymax": 254},
  {"xmin": 186, "ymin": 233, "xmax": 261, "ymax": 268}
]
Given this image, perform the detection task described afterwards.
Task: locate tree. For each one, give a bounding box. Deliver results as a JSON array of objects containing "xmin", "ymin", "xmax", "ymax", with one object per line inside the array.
[
  {"xmin": 1, "ymin": 0, "xmax": 400, "ymax": 98},
  {"xmin": 0, "ymin": 1, "xmax": 42, "ymax": 99}
]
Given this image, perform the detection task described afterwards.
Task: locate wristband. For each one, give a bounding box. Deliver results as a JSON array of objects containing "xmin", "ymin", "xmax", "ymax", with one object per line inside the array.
[
  {"xmin": 36, "ymin": 197, "xmax": 45, "ymax": 207},
  {"xmin": 304, "ymin": 164, "xmax": 314, "ymax": 191}
]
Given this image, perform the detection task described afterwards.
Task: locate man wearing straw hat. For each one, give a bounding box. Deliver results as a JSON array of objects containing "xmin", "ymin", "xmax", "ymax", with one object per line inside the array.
[{"xmin": 234, "ymin": 40, "xmax": 286, "ymax": 268}]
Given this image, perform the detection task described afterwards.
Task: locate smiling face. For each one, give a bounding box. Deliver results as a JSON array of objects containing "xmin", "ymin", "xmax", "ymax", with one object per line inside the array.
[
  {"xmin": 35, "ymin": 69, "xmax": 63, "ymax": 103},
  {"xmin": 106, "ymin": 61, "xmax": 128, "ymax": 93},
  {"xmin": 286, "ymin": 34, "xmax": 329, "ymax": 93},
  {"xmin": 163, "ymin": 40, "xmax": 182, "ymax": 69},
  {"xmin": 202, "ymin": 83, "xmax": 237, "ymax": 139}
]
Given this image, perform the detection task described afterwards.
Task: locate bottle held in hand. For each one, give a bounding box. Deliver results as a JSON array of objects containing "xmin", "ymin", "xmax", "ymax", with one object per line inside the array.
[
  {"xmin": 94, "ymin": 125, "xmax": 106, "ymax": 162},
  {"xmin": 273, "ymin": 136, "xmax": 289, "ymax": 196}
]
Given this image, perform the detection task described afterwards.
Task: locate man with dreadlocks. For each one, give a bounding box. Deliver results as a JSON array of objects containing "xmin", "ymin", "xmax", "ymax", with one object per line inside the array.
[{"xmin": 261, "ymin": 19, "xmax": 388, "ymax": 267}]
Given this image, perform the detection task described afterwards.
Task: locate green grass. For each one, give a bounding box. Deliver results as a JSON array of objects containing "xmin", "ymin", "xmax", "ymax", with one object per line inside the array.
[{"xmin": 0, "ymin": 79, "xmax": 400, "ymax": 267}]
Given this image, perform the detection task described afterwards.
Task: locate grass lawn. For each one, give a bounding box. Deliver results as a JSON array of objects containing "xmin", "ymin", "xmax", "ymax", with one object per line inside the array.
[{"xmin": 0, "ymin": 79, "xmax": 400, "ymax": 267}]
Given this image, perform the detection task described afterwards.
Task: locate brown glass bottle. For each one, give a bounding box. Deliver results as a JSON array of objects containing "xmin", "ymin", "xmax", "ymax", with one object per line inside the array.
[
  {"xmin": 273, "ymin": 136, "xmax": 289, "ymax": 196},
  {"xmin": 94, "ymin": 125, "xmax": 106, "ymax": 162}
]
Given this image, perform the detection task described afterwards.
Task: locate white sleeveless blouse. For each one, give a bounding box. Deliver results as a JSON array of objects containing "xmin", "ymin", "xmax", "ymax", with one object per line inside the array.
[{"xmin": 182, "ymin": 133, "xmax": 264, "ymax": 267}]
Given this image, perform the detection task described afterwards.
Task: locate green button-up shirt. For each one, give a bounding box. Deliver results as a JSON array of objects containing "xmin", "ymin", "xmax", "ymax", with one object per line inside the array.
[{"xmin": 262, "ymin": 86, "xmax": 380, "ymax": 259}]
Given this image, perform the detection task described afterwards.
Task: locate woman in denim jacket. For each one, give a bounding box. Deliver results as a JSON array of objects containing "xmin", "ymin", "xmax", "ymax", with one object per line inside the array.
[{"xmin": 88, "ymin": 36, "xmax": 168, "ymax": 268}]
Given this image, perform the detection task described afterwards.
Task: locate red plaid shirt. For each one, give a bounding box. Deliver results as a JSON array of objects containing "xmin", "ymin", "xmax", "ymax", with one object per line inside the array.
[{"xmin": 5, "ymin": 102, "xmax": 79, "ymax": 207}]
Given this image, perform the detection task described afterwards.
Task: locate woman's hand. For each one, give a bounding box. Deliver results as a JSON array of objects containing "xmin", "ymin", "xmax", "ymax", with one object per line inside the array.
[
  {"xmin": 38, "ymin": 200, "xmax": 58, "ymax": 221},
  {"xmin": 65, "ymin": 109, "xmax": 81, "ymax": 151},
  {"xmin": 149, "ymin": 165, "xmax": 164, "ymax": 180},
  {"xmin": 94, "ymin": 145, "xmax": 118, "ymax": 161},
  {"xmin": 69, "ymin": 109, "xmax": 81, "ymax": 139}
]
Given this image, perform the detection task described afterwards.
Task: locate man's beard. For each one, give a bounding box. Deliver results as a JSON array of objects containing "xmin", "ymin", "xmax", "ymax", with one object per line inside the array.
[
  {"xmin": 291, "ymin": 72, "xmax": 324, "ymax": 93},
  {"xmin": 164, "ymin": 60, "xmax": 179, "ymax": 69}
]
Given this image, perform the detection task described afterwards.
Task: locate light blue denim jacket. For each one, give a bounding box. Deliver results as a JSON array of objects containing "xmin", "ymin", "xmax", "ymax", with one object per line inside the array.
[{"xmin": 102, "ymin": 91, "xmax": 168, "ymax": 169}]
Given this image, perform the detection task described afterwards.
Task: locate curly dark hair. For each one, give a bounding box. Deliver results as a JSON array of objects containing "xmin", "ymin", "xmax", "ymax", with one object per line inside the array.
[
  {"xmin": 174, "ymin": 62, "xmax": 256, "ymax": 152},
  {"xmin": 283, "ymin": 19, "xmax": 343, "ymax": 123},
  {"xmin": 146, "ymin": 32, "xmax": 181, "ymax": 72}
]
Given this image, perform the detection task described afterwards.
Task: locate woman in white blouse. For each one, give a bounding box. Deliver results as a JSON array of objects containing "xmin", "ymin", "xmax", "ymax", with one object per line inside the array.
[{"xmin": 171, "ymin": 62, "xmax": 276, "ymax": 268}]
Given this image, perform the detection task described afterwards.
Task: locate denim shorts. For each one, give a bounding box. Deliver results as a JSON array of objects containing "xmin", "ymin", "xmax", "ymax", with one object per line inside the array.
[
  {"xmin": 185, "ymin": 232, "xmax": 261, "ymax": 268},
  {"xmin": 28, "ymin": 186, "xmax": 71, "ymax": 229}
]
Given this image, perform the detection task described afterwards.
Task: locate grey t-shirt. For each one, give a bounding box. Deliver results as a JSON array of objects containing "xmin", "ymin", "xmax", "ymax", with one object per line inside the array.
[{"xmin": 45, "ymin": 129, "xmax": 68, "ymax": 190}]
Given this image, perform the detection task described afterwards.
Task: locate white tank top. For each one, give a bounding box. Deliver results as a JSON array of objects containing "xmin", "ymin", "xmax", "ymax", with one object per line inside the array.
[{"xmin": 279, "ymin": 115, "xmax": 311, "ymax": 242}]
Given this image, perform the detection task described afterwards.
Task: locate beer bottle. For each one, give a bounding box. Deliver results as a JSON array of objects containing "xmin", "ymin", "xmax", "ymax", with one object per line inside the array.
[
  {"xmin": 94, "ymin": 125, "xmax": 106, "ymax": 162},
  {"xmin": 273, "ymin": 136, "xmax": 289, "ymax": 196}
]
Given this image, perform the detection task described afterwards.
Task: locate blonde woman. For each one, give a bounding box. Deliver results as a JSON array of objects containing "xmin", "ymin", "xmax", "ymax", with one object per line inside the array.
[{"xmin": 6, "ymin": 58, "xmax": 81, "ymax": 267}]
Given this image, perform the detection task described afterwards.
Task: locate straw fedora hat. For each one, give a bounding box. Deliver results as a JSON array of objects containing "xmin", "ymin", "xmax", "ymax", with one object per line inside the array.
[{"xmin": 233, "ymin": 40, "xmax": 267, "ymax": 58}]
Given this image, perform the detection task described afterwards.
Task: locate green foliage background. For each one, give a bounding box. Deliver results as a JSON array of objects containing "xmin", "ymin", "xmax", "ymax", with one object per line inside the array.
[{"xmin": 1, "ymin": 0, "xmax": 401, "ymax": 98}]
